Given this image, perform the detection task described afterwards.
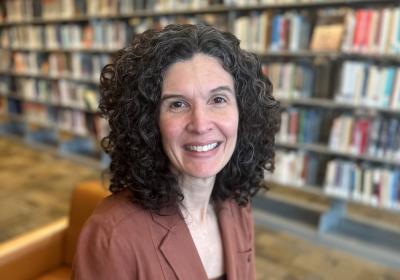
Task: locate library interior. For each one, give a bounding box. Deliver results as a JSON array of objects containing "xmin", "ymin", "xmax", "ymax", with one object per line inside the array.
[{"xmin": 0, "ymin": 0, "xmax": 400, "ymax": 279}]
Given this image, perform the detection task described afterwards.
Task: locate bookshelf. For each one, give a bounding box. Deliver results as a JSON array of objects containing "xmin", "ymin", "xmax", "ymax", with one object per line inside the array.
[{"xmin": 1, "ymin": 0, "xmax": 400, "ymax": 268}]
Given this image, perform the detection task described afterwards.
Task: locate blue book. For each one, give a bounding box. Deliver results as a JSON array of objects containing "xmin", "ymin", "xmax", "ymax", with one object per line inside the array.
[
  {"xmin": 382, "ymin": 67, "xmax": 396, "ymax": 108},
  {"xmin": 270, "ymin": 15, "xmax": 282, "ymax": 51},
  {"xmin": 391, "ymin": 170, "xmax": 400, "ymax": 206}
]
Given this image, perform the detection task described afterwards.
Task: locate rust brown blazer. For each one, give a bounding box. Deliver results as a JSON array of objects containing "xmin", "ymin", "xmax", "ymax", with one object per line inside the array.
[{"xmin": 72, "ymin": 189, "xmax": 256, "ymax": 280}]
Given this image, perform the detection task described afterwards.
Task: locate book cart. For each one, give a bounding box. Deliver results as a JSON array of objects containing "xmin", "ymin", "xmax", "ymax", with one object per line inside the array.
[{"xmin": 0, "ymin": 0, "xmax": 399, "ymax": 269}]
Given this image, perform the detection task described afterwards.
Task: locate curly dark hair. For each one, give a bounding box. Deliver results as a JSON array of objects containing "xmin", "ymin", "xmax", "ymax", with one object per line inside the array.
[{"xmin": 99, "ymin": 23, "xmax": 280, "ymax": 211}]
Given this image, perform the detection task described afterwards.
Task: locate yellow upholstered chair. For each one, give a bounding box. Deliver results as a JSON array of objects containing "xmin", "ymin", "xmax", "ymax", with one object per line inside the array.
[{"xmin": 0, "ymin": 181, "xmax": 109, "ymax": 280}]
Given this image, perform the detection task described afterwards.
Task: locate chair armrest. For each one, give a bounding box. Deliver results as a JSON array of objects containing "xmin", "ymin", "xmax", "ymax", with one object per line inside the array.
[{"xmin": 0, "ymin": 218, "xmax": 68, "ymax": 280}]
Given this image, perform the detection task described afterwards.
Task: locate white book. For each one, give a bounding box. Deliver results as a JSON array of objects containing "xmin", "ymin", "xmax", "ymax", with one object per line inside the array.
[
  {"xmin": 58, "ymin": 79, "xmax": 69, "ymax": 106},
  {"xmin": 378, "ymin": 8, "xmax": 392, "ymax": 54},
  {"xmin": 61, "ymin": 0, "xmax": 74, "ymax": 18},
  {"xmin": 337, "ymin": 61, "xmax": 356, "ymax": 102},
  {"xmin": 380, "ymin": 169, "xmax": 391, "ymax": 208},
  {"xmin": 328, "ymin": 117, "xmax": 341, "ymax": 150},
  {"xmin": 367, "ymin": 10, "xmax": 379, "ymax": 53},
  {"xmin": 46, "ymin": 25, "xmax": 57, "ymax": 49},
  {"xmin": 341, "ymin": 116, "xmax": 354, "ymax": 153},
  {"xmin": 362, "ymin": 168, "xmax": 373, "ymax": 204},
  {"xmin": 365, "ymin": 65, "xmax": 379, "ymax": 106},
  {"xmin": 28, "ymin": 52, "xmax": 38, "ymax": 74},
  {"xmin": 71, "ymin": 53, "xmax": 82, "ymax": 78},
  {"xmin": 87, "ymin": 0, "xmax": 99, "ymax": 16},
  {"xmin": 389, "ymin": 8, "xmax": 400, "ymax": 53},
  {"xmin": 70, "ymin": 24, "xmax": 82, "ymax": 49},
  {"xmin": 352, "ymin": 62, "xmax": 365, "ymax": 105},
  {"xmin": 289, "ymin": 14, "xmax": 301, "ymax": 52},
  {"xmin": 234, "ymin": 17, "xmax": 249, "ymax": 51},
  {"xmin": 390, "ymin": 69, "xmax": 400, "ymax": 109},
  {"xmin": 119, "ymin": 0, "xmax": 134, "ymax": 14},
  {"xmin": 258, "ymin": 12, "xmax": 269, "ymax": 53},
  {"xmin": 278, "ymin": 111, "xmax": 289, "ymax": 143},
  {"xmin": 342, "ymin": 10, "xmax": 356, "ymax": 53},
  {"xmin": 324, "ymin": 160, "xmax": 337, "ymax": 191},
  {"xmin": 352, "ymin": 165, "xmax": 362, "ymax": 201}
]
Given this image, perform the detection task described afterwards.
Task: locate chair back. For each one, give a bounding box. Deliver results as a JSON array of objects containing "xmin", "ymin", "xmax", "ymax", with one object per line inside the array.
[{"xmin": 64, "ymin": 181, "xmax": 109, "ymax": 265}]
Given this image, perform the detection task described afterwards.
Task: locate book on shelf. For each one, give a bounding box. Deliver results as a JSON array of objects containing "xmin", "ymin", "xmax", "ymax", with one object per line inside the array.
[
  {"xmin": 234, "ymin": 11, "xmax": 270, "ymax": 53},
  {"xmin": 8, "ymin": 21, "xmax": 132, "ymax": 51},
  {"xmin": 14, "ymin": 77, "xmax": 99, "ymax": 111},
  {"xmin": 278, "ymin": 107, "xmax": 324, "ymax": 145},
  {"xmin": 269, "ymin": 11, "xmax": 311, "ymax": 52},
  {"xmin": 324, "ymin": 159, "xmax": 400, "ymax": 210},
  {"xmin": 263, "ymin": 58, "xmax": 335, "ymax": 100},
  {"xmin": 328, "ymin": 114, "xmax": 400, "ymax": 161},
  {"xmin": 11, "ymin": 51, "xmax": 111, "ymax": 82},
  {"xmin": 336, "ymin": 61, "xmax": 400, "ymax": 110},
  {"xmin": 267, "ymin": 149, "xmax": 324, "ymax": 188},
  {"xmin": 310, "ymin": 9, "xmax": 346, "ymax": 52},
  {"xmin": 341, "ymin": 7, "xmax": 400, "ymax": 54}
]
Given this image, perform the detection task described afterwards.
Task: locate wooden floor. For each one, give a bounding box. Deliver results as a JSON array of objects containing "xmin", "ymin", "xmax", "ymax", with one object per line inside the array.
[{"xmin": 0, "ymin": 137, "xmax": 399, "ymax": 279}]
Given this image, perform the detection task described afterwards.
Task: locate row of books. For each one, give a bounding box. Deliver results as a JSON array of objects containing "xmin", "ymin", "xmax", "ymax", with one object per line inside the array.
[
  {"xmin": 325, "ymin": 159, "xmax": 400, "ymax": 209},
  {"xmin": 235, "ymin": 11, "xmax": 311, "ymax": 53},
  {"xmin": 268, "ymin": 150, "xmax": 321, "ymax": 187},
  {"xmin": 342, "ymin": 8, "xmax": 400, "ymax": 54},
  {"xmin": 277, "ymin": 108, "xmax": 326, "ymax": 144},
  {"xmin": 3, "ymin": 8, "xmax": 400, "ymax": 56},
  {"xmin": 2, "ymin": 0, "xmax": 324, "ymax": 22},
  {"xmin": 3, "ymin": 0, "xmax": 145, "ymax": 21},
  {"xmin": 12, "ymin": 52, "xmax": 111, "ymax": 81},
  {"xmin": 329, "ymin": 115, "xmax": 400, "ymax": 161},
  {"xmin": 336, "ymin": 61, "xmax": 400, "ymax": 110},
  {"xmin": 3, "ymin": 21, "xmax": 131, "ymax": 50},
  {"xmin": 7, "ymin": 99, "xmax": 107, "ymax": 140},
  {"xmin": 263, "ymin": 61, "xmax": 327, "ymax": 100},
  {"xmin": 12, "ymin": 78, "xmax": 99, "ymax": 111},
  {"xmin": 269, "ymin": 150, "xmax": 400, "ymax": 210}
]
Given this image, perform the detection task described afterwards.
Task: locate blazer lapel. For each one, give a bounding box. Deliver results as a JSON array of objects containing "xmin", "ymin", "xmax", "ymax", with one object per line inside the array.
[
  {"xmin": 218, "ymin": 200, "xmax": 238, "ymax": 280},
  {"xmin": 151, "ymin": 209, "xmax": 209, "ymax": 280}
]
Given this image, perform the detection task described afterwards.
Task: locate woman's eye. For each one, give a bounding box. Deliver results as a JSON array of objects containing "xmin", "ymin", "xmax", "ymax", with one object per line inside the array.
[
  {"xmin": 213, "ymin": 96, "xmax": 227, "ymax": 104},
  {"xmin": 168, "ymin": 100, "xmax": 188, "ymax": 111},
  {"xmin": 171, "ymin": 101, "xmax": 185, "ymax": 108}
]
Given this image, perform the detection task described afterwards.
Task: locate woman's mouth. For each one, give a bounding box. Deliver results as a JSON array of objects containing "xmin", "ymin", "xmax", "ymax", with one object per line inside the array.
[{"xmin": 184, "ymin": 142, "xmax": 220, "ymax": 152}]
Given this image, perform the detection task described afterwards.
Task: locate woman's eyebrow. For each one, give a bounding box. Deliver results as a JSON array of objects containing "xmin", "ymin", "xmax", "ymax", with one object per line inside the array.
[
  {"xmin": 210, "ymin": 86, "xmax": 234, "ymax": 95},
  {"xmin": 160, "ymin": 94, "xmax": 185, "ymax": 102}
]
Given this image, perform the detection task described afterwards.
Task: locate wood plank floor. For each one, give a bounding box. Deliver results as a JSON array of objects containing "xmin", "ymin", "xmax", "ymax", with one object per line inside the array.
[{"xmin": 0, "ymin": 137, "xmax": 399, "ymax": 279}]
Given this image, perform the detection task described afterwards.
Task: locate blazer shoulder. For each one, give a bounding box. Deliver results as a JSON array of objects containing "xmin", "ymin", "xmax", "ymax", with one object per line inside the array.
[{"xmin": 87, "ymin": 188, "xmax": 148, "ymax": 233}]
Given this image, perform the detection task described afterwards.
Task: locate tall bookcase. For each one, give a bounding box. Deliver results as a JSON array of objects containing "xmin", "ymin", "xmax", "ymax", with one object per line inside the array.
[{"xmin": 0, "ymin": 0, "xmax": 399, "ymax": 268}]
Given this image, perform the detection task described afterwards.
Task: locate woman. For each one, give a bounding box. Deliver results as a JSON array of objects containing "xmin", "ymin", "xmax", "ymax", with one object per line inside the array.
[{"xmin": 73, "ymin": 24, "xmax": 280, "ymax": 280}]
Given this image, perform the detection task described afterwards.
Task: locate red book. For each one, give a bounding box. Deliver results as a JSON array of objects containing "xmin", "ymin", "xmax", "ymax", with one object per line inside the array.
[
  {"xmin": 362, "ymin": 9, "xmax": 373, "ymax": 51},
  {"xmin": 353, "ymin": 9, "xmax": 367, "ymax": 51},
  {"xmin": 358, "ymin": 119, "xmax": 370, "ymax": 154},
  {"xmin": 289, "ymin": 110, "xmax": 298, "ymax": 143}
]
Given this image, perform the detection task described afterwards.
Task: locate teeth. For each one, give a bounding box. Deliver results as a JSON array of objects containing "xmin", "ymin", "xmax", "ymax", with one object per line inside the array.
[{"xmin": 187, "ymin": 143, "xmax": 218, "ymax": 152}]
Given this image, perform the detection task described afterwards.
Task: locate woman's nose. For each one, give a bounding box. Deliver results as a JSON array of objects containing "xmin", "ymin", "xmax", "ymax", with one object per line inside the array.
[{"xmin": 186, "ymin": 105, "xmax": 212, "ymax": 134}]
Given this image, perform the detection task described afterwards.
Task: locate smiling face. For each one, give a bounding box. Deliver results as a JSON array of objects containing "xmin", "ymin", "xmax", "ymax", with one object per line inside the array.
[{"xmin": 159, "ymin": 53, "xmax": 239, "ymax": 180}]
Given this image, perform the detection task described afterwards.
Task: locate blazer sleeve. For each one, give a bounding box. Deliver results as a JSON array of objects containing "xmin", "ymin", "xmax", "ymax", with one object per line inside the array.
[{"xmin": 72, "ymin": 215, "xmax": 137, "ymax": 280}]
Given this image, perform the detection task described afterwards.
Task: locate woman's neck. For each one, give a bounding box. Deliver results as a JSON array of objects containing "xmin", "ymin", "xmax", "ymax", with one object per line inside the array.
[{"xmin": 178, "ymin": 175, "xmax": 216, "ymax": 224}]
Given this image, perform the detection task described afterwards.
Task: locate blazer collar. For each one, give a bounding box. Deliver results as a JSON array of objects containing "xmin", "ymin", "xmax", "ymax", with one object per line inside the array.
[
  {"xmin": 217, "ymin": 200, "xmax": 239, "ymax": 280},
  {"xmin": 150, "ymin": 200, "xmax": 239, "ymax": 280},
  {"xmin": 151, "ymin": 206, "xmax": 209, "ymax": 280}
]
